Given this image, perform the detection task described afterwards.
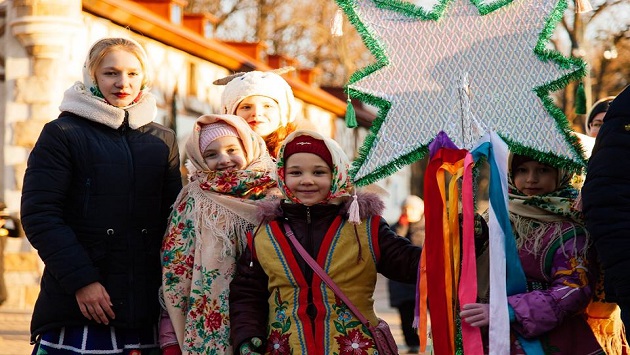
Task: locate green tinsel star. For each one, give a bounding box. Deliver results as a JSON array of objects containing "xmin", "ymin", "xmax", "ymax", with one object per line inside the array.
[{"xmin": 337, "ymin": 0, "xmax": 587, "ymax": 186}]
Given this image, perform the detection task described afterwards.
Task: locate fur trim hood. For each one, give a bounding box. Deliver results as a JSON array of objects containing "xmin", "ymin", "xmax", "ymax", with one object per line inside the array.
[
  {"xmin": 255, "ymin": 191, "xmax": 385, "ymax": 223},
  {"xmin": 59, "ymin": 82, "xmax": 157, "ymax": 129}
]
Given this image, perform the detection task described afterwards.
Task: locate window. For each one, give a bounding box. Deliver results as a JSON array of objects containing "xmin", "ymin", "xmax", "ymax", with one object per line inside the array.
[
  {"xmin": 203, "ymin": 21, "xmax": 213, "ymax": 39},
  {"xmin": 170, "ymin": 3, "xmax": 182, "ymax": 25}
]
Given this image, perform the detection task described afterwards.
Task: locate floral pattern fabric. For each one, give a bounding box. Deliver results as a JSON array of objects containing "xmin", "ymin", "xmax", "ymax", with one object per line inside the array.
[
  {"xmin": 162, "ymin": 194, "xmax": 236, "ymax": 354},
  {"xmin": 161, "ymin": 179, "xmax": 273, "ymax": 354},
  {"xmin": 197, "ymin": 169, "xmax": 275, "ymax": 200}
]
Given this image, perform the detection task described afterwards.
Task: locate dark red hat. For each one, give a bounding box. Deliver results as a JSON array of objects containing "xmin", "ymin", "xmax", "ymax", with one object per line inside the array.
[{"xmin": 283, "ymin": 135, "xmax": 333, "ymax": 168}]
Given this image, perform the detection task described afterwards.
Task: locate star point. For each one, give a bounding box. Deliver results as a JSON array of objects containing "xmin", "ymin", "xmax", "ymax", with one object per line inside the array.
[{"xmin": 338, "ymin": 0, "xmax": 586, "ymax": 185}]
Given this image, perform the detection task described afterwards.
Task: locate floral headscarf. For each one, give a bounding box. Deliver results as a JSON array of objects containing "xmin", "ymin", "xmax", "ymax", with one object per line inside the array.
[
  {"xmin": 507, "ymin": 153, "xmax": 585, "ymax": 251},
  {"xmin": 185, "ymin": 114, "xmax": 277, "ymax": 199},
  {"xmin": 163, "ymin": 115, "xmax": 278, "ymax": 351},
  {"xmin": 276, "ymin": 130, "xmax": 354, "ymax": 205}
]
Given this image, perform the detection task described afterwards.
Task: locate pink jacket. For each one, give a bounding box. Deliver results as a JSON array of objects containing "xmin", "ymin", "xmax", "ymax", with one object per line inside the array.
[{"xmin": 159, "ymin": 308, "xmax": 179, "ymax": 349}]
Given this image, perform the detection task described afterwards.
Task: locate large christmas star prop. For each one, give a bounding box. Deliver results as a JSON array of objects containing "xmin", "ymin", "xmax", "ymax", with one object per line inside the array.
[{"xmin": 337, "ymin": 0, "xmax": 587, "ymax": 185}]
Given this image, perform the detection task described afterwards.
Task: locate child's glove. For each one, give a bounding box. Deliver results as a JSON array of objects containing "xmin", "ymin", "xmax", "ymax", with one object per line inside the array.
[
  {"xmin": 161, "ymin": 344, "xmax": 182, "ymax": 355},
  {"xmin": 240, "ymin": 337, "xmax": 263, "ymax": 355}
]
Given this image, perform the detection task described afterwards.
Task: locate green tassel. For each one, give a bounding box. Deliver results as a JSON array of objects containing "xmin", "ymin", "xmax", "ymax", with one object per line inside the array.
[
  {"xmin": 345, "ymin": 97, "xmax": 357, "ymax": 128},
  {"xmin": 575, "ymin": 82, "xmax": 587, "ymax": 115}
]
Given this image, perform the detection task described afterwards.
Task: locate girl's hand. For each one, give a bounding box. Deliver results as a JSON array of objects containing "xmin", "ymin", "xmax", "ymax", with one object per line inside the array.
[
  {"xmin": 75, "ymin": 282, "xmax": 115, "ymax": 324},
  {"xmin": 240, "ymin": 337, "xmax": 263, "ymax": 355},
  {"xmin": 460, "ymin": 303, "xmax": 489, "ymax": 327}
]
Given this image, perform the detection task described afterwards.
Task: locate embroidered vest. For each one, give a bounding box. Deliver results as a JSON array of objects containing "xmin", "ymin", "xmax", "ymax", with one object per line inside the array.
[{"xmin": 254, "ymin": 217, "xmax": 382, "ymax": 354}]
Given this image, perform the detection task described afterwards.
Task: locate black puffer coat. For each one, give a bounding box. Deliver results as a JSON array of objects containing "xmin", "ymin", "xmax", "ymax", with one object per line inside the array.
[
  {"xmin": 21, "ymin": 107, "xmax": 182, "ymax": 341},
  {"xmin": 582, "ymin": 84, "xmax": 630, "ymax": 303}
]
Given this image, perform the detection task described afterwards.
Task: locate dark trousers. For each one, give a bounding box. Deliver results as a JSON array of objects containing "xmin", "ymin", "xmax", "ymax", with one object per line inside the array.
[{"xmin": 397, "ymin": 301, "xmax": 420, "ymax": 347}]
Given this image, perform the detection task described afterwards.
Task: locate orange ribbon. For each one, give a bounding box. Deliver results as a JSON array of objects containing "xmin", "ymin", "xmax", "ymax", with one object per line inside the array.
[{"xmin": 421, "ymin": 147, "xmax": 467, "ymax": 355}]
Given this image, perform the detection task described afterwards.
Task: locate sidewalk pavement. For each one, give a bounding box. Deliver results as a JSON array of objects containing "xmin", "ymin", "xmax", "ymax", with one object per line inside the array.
[
  {"xmin": 0, "ymin": 274, "xmax": 430, "ymax": 354},
  {"xmin": 374, "ymin": 273, "xmax": 432, "ymax": 355},
  {"xmin": 0, "ymin": 307, "xmax": 32, "ymax": 354}
]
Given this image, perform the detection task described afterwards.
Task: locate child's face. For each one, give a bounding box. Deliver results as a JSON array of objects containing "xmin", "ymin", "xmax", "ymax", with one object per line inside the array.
[
  {"xmin": 94, "ymin": 49, "xmax": 144, "ymax": 107},
  {"xmin": 235, "ymin": 95, "xmax": 281, "ymax": 138},
  {"xmin": 202, "ymin": 136, "xmax": 247, "ymax": 171},
  {"xmin": 513, "ymin": 161, "xmax": 558, "ymax": 196},
  {"xmin": 284, "ymin": 153, "xmax": 332, "ymax": 206}
]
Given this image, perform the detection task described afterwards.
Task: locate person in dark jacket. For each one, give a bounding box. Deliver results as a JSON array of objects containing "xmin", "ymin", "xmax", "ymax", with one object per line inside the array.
[
  {"xmin": 387, "ymin": 195, "xmax": 424, "ymax": 354},
  {"xmin": 20, "ymin": 37, "xmax": 182, "ymax": 354},
  {"xmin": 229, "ymin": 130, "xmax": 421, "ymax": 354},
  {"xmin": 582, "ymin": 84, "xmax": 630, "ymax": 336}
]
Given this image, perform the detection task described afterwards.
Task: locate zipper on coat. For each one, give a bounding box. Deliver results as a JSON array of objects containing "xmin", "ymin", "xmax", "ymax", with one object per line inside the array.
[
  {"xmin": 305, "ymin": 206, "xmax": 315, "ymax": 272},
  {"xmin": 120, "ymin": 110, "xmax": 137, "ymax": 323},
  {"xmin": 120, "ymin": 111, "xmax": 135, "ymax": 200},
  {"xmin": 83, "ymin": 178, "xmax": 91, "ymax": 217},
  {"xmin": 119, "ymin": 111, "xmax": 129, "ymax": 134},
  {"xmin": 303, "ymin": 206, "xmax": 317, "ymax": 333}
]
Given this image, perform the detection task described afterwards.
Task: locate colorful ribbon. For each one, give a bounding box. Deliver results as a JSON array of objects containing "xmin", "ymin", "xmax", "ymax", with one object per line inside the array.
[
  {"xmin": 471, "ymin": 132, "xmax": 543, "ymax": 355},
  {"xmin": 423, "ymin": 137, "xmax": 467, "ymax": 355},
  {"xmin": 458, "ymin": 152, "xmax": 483, "ymax": 355},
  {"xmin": 418, "ymin": 131, "xmax": 541, "ymax": 354}
]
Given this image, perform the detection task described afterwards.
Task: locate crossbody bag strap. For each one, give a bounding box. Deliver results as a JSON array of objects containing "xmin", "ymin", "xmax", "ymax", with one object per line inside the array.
[{"xmin": 281, "ymin": 222, "xmax": 371, "ymax": 327}]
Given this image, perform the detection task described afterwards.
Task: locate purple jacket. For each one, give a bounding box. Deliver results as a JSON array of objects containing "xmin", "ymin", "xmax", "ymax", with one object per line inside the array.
[{"xmin": 507, "ymin": 221, "xmax": 602, "ymax": 354}]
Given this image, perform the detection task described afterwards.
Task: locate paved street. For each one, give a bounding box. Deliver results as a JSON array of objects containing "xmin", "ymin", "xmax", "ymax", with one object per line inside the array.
[
  {"xmin": 0, "ymin": 308, "xmax": 31, "ymax": 354},
  {"xmin": 373, "ymin": 274, "xmax": 433, "ymax": 354},
  {"xmin": 0, "ymin": 274, "xmax": 431, "ymax": 354}
]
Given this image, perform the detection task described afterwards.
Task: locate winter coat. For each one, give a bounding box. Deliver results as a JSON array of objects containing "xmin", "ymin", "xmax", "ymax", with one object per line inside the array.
[
  {"xmin": 21, "ymin": 84, "xmax": 182, "ymax": 341},
  {"xmin": 229, "ymin": 192, "xmax": 421, "ymax": 354},
  {"xmin": 507, "ymin": 221, "xmax": 601, "ymax": 354},
  {"xmin": 582, "ymin": 84, "xmax": 630, "ymax": 304}
]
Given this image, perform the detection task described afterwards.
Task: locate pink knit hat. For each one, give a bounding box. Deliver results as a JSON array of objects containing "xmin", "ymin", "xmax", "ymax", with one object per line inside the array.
[{"xmin": 199, "ymin": 122, "xmax": 240, "ymax": 153}]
